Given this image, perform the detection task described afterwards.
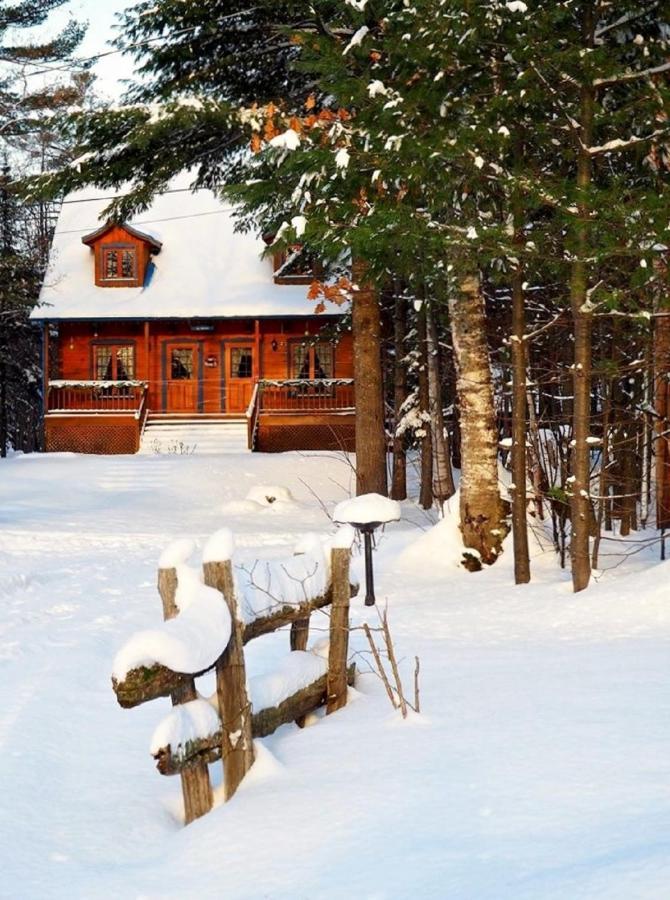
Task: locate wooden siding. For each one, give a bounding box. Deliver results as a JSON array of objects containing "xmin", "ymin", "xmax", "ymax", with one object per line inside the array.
[{"xmin": 55, "ymin": 318, "xmax": 354, "ymax": 416}]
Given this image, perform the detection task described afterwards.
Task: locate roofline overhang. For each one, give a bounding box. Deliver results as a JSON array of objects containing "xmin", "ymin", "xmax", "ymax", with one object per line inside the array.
[
  {"xmin": 30, "ymin": 312, "xmax": 346, "ymax": 323},
  {"xmin": 81, "ymin": 221, "xmax": 163, "ymax": 253}
]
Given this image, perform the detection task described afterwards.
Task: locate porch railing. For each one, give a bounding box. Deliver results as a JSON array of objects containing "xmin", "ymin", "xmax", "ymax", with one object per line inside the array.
[
  {"xmin": 258, "ymin": 379, "xmax": 355, "ymax": 413},
  {"xmin": 47, "ymin": 381, "xmax": 148, "ymax": 416}
]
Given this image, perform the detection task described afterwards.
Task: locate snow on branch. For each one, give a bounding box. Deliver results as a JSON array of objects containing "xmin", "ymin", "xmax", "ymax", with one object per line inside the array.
[
  {"xmin": 587, "ymin": 128, "xmax": 670, "ymax": 157},
  {"xmin": 594, "ymin": 60, "xmax": 670, "ymax": 89}
]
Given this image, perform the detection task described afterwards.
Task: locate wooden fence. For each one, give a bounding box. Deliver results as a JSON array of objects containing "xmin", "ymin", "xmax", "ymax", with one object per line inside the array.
[{"xmin": 111, "ymin": 531, "xmax": 354, "ymax": 825}]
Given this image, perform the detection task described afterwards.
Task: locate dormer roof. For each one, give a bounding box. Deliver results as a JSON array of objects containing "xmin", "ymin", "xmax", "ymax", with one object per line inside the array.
[{"xmin": 81, "ymin": 221, "xmax": 162, "ymax": 253}]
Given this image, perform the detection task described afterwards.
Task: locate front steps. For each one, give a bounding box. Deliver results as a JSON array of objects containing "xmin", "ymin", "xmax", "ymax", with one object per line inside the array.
[{"xmin": 140, "ymin": 415, "xmax": 250, "ymax": 455}]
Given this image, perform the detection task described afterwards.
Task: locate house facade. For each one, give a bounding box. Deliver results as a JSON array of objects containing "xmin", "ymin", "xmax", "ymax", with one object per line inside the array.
[{"xmin": 33, "ymin": 181, "xmax": 355, "ymax": 454}]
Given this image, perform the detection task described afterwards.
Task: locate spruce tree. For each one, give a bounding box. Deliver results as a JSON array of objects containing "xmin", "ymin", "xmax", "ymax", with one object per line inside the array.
[{"xmin": 0, "ymin": 0, "xmax": 86, "ymax": 454}]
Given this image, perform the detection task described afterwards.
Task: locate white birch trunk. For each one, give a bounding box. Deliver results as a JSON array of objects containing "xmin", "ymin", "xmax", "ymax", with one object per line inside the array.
[{"xmin": 448, "ymin": 274, "xmax": 506, "ymax": 564}]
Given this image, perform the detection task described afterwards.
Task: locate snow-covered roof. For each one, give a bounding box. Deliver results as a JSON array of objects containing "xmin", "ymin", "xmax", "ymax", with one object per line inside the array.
[{"xmin": 33, "ymin": 177, "xmax": 325, "ymax": 321}]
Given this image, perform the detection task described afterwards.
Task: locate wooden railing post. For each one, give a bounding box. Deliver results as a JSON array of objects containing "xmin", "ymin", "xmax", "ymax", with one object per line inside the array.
[
  {"xmin": 327, "ymin": 547, "xmax": 352, "ymax": 714},
  {"xmin": 157, "ymin": 567, "xmax": 213, "ymax": 824},
  {"xmin": 202, "ymin": 556, "xmax": 255, "ymax": 800}
]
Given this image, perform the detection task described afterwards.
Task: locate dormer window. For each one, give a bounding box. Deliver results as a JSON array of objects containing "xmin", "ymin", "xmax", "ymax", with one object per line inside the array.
[
  {"xmin": 102, "ymin": 245, "xmax": 137, "ymax": 282},
  {"xmin": 81, "ymin": 221, "xmax": 162, "ymax": 288},
  {"xmin": 262, "ymin": 234, "xmax": 321, "ymax": 285}
]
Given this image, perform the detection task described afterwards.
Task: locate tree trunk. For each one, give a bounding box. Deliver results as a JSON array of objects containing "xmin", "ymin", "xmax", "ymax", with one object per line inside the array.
[
  {"xmin": 425, "ymin": 301, "xmax": 455, "ymax": 508},
  {"xmin": 417, "ymin": 305, "xmax": 433, "ymax": 509},
  {"xmin": 351, "ymin": 259, "xmax": 388, "ymax": 496},
  {"xmin": 654, "ymin": 300, "xmax": 670, "ymax": 529},
  {"xmin": 569, "ymin": 6, "xmax": 595, "ymax": 592},
  {"xmin": 391, "ymin": 288, "xmax": 408, "ymax": 500},
  {"xmin": 510, "ymin": 269, "xmax": 530, "ymax": 583},
  {"xmin": 448, "ymin": 274, "xmax": 506, "ymax": 564}
]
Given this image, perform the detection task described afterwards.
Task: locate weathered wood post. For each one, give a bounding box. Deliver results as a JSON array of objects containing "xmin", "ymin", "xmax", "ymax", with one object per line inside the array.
[
  {"xmin": 157, "ymin": 566, "xmax": 213, "ymax": 824},
  {"xmin": 327, "ymin": 546, "xmax": 352, "ymax": 714},
  {"xmin": 202, "ymin": 530, "xmax": 255, "ymax": 800}
]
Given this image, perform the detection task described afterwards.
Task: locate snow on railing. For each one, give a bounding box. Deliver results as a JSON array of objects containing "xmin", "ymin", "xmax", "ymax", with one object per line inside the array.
[
  {"xmin": 258, "ymin": 378, "xmax": 355, "ymax": 413},
  {"xmin": 47, "ymin": 380, "xmax": 148, "ymax": 414},
  {"xmin": 111, "ymin": 525, "xmax": 355, "ymax": 825}
]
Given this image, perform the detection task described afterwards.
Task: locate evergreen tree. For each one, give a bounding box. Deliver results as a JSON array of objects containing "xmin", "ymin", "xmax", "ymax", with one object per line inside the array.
[{"xmin": 0, "ymin": 0, "xmax": 86, "ymax": 454}]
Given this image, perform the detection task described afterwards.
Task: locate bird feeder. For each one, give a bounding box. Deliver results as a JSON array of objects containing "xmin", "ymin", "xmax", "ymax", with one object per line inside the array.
[{"xmin": 333, "ymin": 493, "xmax": 401, "ymax": 606}]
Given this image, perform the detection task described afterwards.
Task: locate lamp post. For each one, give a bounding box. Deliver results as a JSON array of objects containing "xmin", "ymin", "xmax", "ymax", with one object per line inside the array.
[{"xmin": 333, "ymin": 493, "xmax": 401, "ymax": 606}]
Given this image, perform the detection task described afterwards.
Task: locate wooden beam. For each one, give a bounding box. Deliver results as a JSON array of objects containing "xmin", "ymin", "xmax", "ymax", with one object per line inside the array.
[
  {"xmin": 203, "ymin": 559, "xmax": 255, "ymax": 801},
  {"xmin": 153, "ymin": 664, "xmax": 356, "ymax": 776},
  {"xmin": 327, "ymin": 548, "xmax": 351, "ymax": 714},
  {"xmin": 111, "ymin": 582, "xmax": 359, "ymax": 709},
  {"xmin": 158, "ymin": 567, "xmax": 213, "ymax": 824}
]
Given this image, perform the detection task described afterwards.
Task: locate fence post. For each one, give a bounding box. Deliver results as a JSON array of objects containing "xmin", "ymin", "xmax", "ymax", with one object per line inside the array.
[
  {"xmin": 157, "ymin": 567, "xmax": 213, "ymax": 824},
  {"xmin": 327, "ymin": 547, "xmax": 351, "ymax": 714},
  {"xmin": 202, "ymin": 558, "xmax": 255, "ymax": 800}
]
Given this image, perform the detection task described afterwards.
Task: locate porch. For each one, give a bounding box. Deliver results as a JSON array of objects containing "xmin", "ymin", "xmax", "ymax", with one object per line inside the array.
[{"xmin": 43, "ymin": 379, "xmax": 355, "ymax": 454}]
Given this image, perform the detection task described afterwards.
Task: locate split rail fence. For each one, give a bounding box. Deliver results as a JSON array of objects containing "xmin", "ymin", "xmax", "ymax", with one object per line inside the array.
[{"xmin": 111, "ymin": 529, "xmax": 355, "ymax": 824}]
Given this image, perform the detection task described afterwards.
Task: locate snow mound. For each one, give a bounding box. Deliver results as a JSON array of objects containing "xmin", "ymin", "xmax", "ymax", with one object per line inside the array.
[
  {"xmin": 334, "ymin": 493, "xmax": 401, "ymax": 526},
  {"xmin": 158, "ymin": 538, "xmax": 196, "ymax": 569},
  {"xmin": 203, "ymin": 527, "xmax": 235, "ymax": 564},
  {"xmin": 112, "ymin": 582, "xmax": 231, "ymax": 680},
  {"xmin": 397, "ymin": 498, "xmax": 466, "ymax": 572},
  {"xmin": 245, "ymin": 485, "xmax": 295, "ymax": 507},
  {"xmin": 150, "ymin": 699, "xmax": 221, "ymax": 756}
]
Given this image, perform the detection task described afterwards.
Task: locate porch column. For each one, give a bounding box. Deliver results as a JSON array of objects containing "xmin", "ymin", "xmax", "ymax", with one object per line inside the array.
[
  {"xmin": 254, "ymin": 319, "xmax": 261, "ymax": 380},
  {"xmin": 42, "ymin": 321, "xmax": 49, "ymax": 416},
  {"xmin": 144, "ymin": 321, "xmax": 150, "ymax": 402}
]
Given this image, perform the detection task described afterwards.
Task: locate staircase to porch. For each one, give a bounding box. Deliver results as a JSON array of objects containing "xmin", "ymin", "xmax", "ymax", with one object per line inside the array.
[{"xmin": 139, "ymin": 415, "xmax": 250, "ymax": 455}]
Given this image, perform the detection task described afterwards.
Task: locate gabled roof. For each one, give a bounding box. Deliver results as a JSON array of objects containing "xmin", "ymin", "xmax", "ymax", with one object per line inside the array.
[
  {"xmin": 81, "ymin": 221, "xmax": 163, "ymax": 252},
  {"xmin": 32, "ymin": 174, "xmax": 330, "ymax": 322}
]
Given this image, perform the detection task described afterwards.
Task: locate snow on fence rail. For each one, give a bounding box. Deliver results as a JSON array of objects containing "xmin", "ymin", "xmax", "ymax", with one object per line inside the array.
[{"xmin": 111, "ymin": 526, "xmax": 356, "ymax": 825}]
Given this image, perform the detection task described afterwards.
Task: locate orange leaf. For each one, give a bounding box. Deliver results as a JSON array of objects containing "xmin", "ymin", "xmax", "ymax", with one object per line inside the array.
[
  {"xmin": 307, "ymin": 280, "xmax": 323, "ymax": 300},
  {"xmin": 314, "ymin": 301, "xmax": 326, "ymax": 315},
  {"xmin": 305, "ymin": 94, "xmax": 316, "ymax": 111},
  {"xmin": 250, "ymin": 133, "xmax": 262, "ymax": 154}
]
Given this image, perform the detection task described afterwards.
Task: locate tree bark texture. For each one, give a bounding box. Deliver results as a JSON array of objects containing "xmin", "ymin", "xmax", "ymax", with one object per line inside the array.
[
  {"xmin": 654, "ymin": 301, "xmax": 670, "ymax": 528},
  {"xmin": 391, "ymin": 289, "xmax": 408, "ymax": 501},
  {"xmin": 569, "ymin": 5, "xmax": 595, "ymax": 592},
  {"xmin": 157, "ymin": 566, "xmax": 213, "ymax": 824},
  {"xmin": 425, "ymin": 302, "xmax": 455, "ymax": 507},
  {"xmin": 417, "ymin": 305, "xmax": 434, "ymax": 510},
  {"xmin": 448, "ymin": 274, "xmax": 506, "ymax": 564},
  {"xmin": 510, "ymin": 270, "xmax": 530, "ymax": 583},
  {"xmin": 352, "ymin": 258, "xmax": 388, "ymax": 496}
]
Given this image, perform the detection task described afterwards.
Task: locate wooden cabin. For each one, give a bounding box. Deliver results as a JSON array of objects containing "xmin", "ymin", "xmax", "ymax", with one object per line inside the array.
[{"xmin": 33, "ymin": 182, "xmax": 354, "ymax": 455}]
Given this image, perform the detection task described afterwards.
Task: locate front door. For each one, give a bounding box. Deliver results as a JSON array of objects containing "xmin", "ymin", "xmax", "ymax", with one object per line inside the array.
[
  {"xmin": 164, "ymin": 342, "xmax": 201, "ymax": 412},
  {"xmin": 225, "ymin": 344, "xmax": 254, "ymax": 413}
]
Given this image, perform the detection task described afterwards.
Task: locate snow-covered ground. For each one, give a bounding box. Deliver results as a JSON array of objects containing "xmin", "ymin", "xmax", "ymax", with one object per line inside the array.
[{"xmin": 1, "ymin": 450, "xmax": 669, "ymax": 899}]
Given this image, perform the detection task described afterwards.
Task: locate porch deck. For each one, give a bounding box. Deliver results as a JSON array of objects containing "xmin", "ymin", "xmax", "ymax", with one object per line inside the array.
[{"xmin": 43, "ymin": 379, "xmax": 355, "ymax": 454}]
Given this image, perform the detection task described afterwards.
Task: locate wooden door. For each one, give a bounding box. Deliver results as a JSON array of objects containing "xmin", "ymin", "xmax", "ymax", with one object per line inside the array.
[
  {"xmin": 164, "ymin": 342, "xmax": 201, "ymax": 412},
  {"xmin": 226, "ymin": 344, "xmax": 254, "ymax": 413}
]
